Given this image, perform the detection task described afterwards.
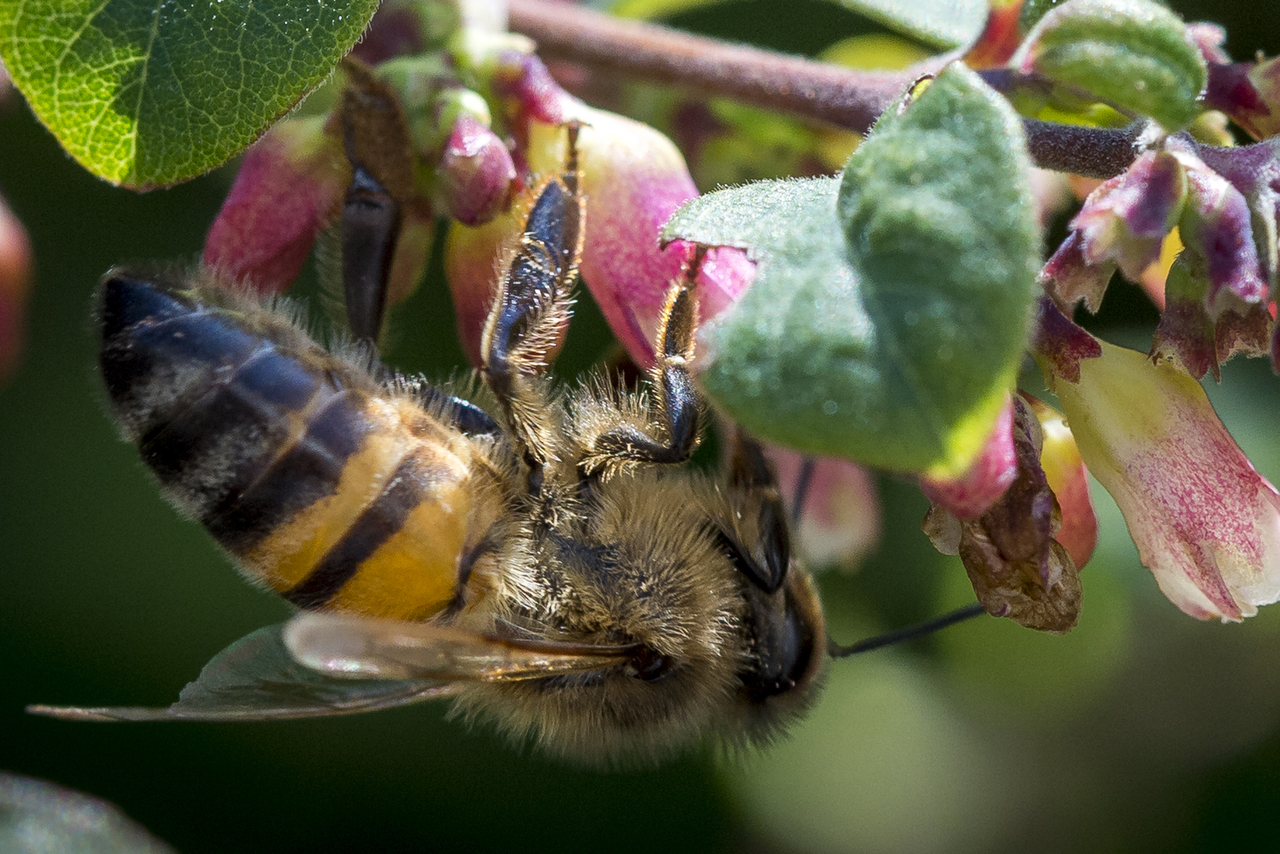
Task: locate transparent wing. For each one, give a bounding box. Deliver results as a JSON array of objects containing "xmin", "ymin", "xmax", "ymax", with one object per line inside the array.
[
  {"xmin": 283, "ymin": 611, "xmax": 637, "ymax": 682},
  {"xmin": 28, "ymin": 623, "xmax": 453, "ymax": 723}
]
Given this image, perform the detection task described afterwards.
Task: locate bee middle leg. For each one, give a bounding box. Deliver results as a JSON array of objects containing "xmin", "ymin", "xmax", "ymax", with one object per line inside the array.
[
  {"xmin": 718, "ymin": 428, "xmax": 791, "ymax": 593},
  {"xmin": 481, "ymin": 124, "xmax": 585, "ymax": 470}
]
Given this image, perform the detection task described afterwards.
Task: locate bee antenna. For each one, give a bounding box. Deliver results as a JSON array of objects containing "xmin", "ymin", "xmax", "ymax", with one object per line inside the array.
[
  {"xmin": 827, "ymin": 602, "xmax": 987, "ymax": 659},
  {"xmin": 789, "ymin": 456, "xmax": 816, "ymax": 526}
]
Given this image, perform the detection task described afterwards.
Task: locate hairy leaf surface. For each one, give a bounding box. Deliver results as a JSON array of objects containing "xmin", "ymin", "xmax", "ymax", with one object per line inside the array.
[{"xmin": 666, "ymin": 65, "xmax": 1038, "ymax": 476}]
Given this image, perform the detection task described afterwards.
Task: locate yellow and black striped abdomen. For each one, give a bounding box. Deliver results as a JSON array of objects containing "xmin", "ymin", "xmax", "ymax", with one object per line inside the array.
[{"xmin": 98, "ymin": 273, "xmax": 478, "ymax": 622}]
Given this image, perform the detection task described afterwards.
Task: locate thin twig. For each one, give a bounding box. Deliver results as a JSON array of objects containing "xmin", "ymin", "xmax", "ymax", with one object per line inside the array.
[
  {"xmin": 507, "ymin": 0, "xmax": 1138, "ymax": 178},
  {"xmin": 507, "ymin": 0, "xmax": 922, "ymax": 133}
]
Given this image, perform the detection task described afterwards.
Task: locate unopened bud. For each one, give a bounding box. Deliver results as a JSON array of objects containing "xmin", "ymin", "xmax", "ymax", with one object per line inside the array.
[
  {"xmin": 203, "ymin": 117, "xmax": 347, "ymax": 294},
  {"xmin": 435, "ymin": 114, "xmax": 516, "ymax": 226}
]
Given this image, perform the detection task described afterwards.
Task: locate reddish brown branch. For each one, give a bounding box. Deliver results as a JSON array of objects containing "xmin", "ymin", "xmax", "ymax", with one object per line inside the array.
[
  {"xmin": 507, "ymin": 0, "xmax": 918, "ymax": 134},
  {"xmin": 507, "ymin": 0, "xmax": 1138, "ymax": 179}
]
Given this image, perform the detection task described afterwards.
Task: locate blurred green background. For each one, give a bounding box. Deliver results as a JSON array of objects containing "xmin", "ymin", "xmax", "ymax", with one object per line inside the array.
[{"xmin": 3, "ymin": 1, "xmax": 1280, "ymax": 852}]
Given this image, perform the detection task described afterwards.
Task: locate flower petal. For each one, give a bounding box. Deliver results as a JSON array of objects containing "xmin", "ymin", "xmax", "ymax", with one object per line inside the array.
[
  {"xmin": 920, "ymin": 395, "xmax": 1017, "ymax": 520},
  {"xmin": 766, "ymin": 447, "xmax": 881, "ymax": 570},
  {"xmin": 1049, "ymin": 337, "xmax": 1280, "ymax": 621}
]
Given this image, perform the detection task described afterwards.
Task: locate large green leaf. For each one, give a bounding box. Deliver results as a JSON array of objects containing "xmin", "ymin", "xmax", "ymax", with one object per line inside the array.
[
  {"xmin": 1012, "ymin": 0, "xmax": 1205, "ymax": 131},
  {"xmin": 666, "ymin": 65, "xmax": 1039, "ymax": 476},
  {"xmin": 0, "ymin": 0, "xmax": 380, "ymax": 188}
]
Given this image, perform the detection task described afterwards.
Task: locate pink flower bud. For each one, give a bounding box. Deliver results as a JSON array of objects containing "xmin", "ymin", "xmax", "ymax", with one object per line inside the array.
[
  {"xmin": 492, "ymin": 52, "xmax": 565, "ymax": 127},
  {"xmin": 1025, "ymin": 395, "xmax": 1097, "ymax": 568},
  {"xmin": 203, "ymin": 117, "xmax": 347, "ymax": 294},
  {"xmin": 1045, "ymin": 335, "xmax": 1280, "ymax": 622},
  {"xmin": 434, "ymin": 114, "xmax": 516, "ymax": 226},
  {"xmin": 920, "ymin": 395, "xmax": 1017, "ymax": 519},
  {"xmin": 0, "ymin": 191, "xmax": 32, "ymax": 381},
  {"xmin": 766, "ymin": 447, "xmax": 881, "ymax": 569}
]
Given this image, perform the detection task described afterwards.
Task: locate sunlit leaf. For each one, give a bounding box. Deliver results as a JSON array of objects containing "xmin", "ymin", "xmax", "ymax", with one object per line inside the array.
[
  {"xmin": 666, "ymin": 65, "xmax": 1038, "ymax": 477},
  {"xmin": 597, "ymin": 0, "xmax": 984, "ymax": 49},
  {"xmin": 0, "ymin": 0, "xmax": 380, "ymax": 188}
]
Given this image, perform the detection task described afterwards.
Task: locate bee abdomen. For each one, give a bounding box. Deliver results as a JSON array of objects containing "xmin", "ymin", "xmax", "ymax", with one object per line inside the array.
[
  {"xmin": 99, "ymin": 274, "xmax": 332, "ymax": 523},
  {"xmin": 98, "ymin": 272, "xmax": 475, "ymax": 622}
]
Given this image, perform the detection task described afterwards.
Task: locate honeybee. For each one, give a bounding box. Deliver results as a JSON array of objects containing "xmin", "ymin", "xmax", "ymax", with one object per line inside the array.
[{"xmin": 31, "ymin": 123, "xmax": 828, "ymax": 766}]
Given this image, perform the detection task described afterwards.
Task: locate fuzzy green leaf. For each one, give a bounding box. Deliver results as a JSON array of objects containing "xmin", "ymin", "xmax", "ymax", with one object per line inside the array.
[
  {"xmin": 666, "ymin": 65, "xmax": 1038, "ymax": 476},
  {"xmin": 1013, "ymin": 0, "xmax": 1206, "ymax": 131},
  {"xmin": 0, "ymin": 0, "xmax": 380, "ymax": 188}
]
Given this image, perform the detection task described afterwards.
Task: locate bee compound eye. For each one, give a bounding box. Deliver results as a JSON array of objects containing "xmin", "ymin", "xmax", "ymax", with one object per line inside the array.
[{"xmin": 627, "ymin": 646, "xmax": 676, "ymax": 682}]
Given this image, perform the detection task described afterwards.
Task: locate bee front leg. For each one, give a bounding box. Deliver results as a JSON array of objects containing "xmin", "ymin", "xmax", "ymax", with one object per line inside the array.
[
  {"xmin": 338, "ymin": 59, "xmax": 415, "ymax": 346},
  {"xmin": 579, "ymin": 255, "xmax": 703, "ymax": 476}
]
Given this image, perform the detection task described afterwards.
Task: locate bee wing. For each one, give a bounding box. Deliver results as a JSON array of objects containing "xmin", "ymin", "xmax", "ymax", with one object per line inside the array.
[
  {"xmin": 283, "ymin": 611, "xmax": 637, "ymax": 682},
  {"xmin": 27, "ymin": 624, "xmax": 453, "ymax": 723}
]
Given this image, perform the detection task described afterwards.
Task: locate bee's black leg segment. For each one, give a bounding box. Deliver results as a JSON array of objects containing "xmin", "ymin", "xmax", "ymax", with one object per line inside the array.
[
  {"xmin": 722, "ymin": 429, "xmax": 791, "ymax": 593},
  {"xmin": 341, "ymin": 164, "xmax": 400, "ymax": 345},
  {"xmin": 480, "ymin": 124, "xmax": 585, "ymax": 471},
  {"xmin": 482, "ymin": 179, "xmax": 581, "ymax": 384},
  {"xmin": 650, "ymin": 268, "xmax": 701, "ymax": 459},
  {"xmin": 416, "ymin": 385, "xmax": 502, "ymax": 437},
  {"xmin": 585, "ymin": 258, "xmax": 704, "ymax": 469}
]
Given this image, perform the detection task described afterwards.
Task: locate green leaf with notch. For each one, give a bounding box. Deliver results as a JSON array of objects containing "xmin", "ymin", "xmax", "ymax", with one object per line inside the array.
[
  {"xmin": 0, "ymin": 0, "xmax": 380, "ymax": 188},
  {"xmin": 666, "ymin": 65, "xmax": 1038, "ymax": 477},
  {"xmin": 1012, "ymin": 0, "xmax": 1206, "ymax": 131}
]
